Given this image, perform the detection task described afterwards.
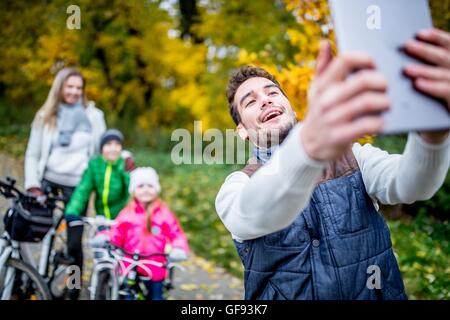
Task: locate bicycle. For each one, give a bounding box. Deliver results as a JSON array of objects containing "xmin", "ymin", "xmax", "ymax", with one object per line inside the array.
[
  {"xmin": 0, "ymin": 177, "xmax": 70, "ymax": 300},
  {"xmin": 88, "ymin": 240, "xmax": 184, "ymax": 300},
  {"xmin": 40, "ymin": 210, "xmax": 74, "ymax": 300},
  {"xmin": 81, "ymin": 215, "xmax": 117, "ymax": 300},
  {"xmin": 0, "ymin": 177, "xmax": 55, "ymax": 299},
  {"xmin": 0, "ymin": 234, "xmax": 51, "ymax": 300}
]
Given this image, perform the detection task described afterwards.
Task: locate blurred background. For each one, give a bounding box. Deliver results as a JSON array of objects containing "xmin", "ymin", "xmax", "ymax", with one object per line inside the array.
[{"xmin": 0, "ymin": 0, "xmax": 448, "ymax": 299}]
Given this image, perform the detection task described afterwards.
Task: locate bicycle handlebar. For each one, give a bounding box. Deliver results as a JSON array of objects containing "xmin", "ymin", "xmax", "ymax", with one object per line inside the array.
[
  {"xmin": 108, "ymin": 243, "xmax": 169, "ymax": 260},
  {"xmin": 82, "ymin": 216, "xmax": 116, "ymax": 228},
  {"xmin": 0, "ymin": 176, "xmax": 65, "ymax": 208}
]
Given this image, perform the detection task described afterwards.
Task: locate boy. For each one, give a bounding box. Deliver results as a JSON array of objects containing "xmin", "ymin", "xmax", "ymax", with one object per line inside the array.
[{"xmin": 64, "ymin": 128, "xmax": 133, "ymax": 299}]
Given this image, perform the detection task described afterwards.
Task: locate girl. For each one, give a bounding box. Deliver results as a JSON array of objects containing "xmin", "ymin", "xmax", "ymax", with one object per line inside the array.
[{"xmin": 110, "ymin": 167, "xmax": 189, "ymax": 300}]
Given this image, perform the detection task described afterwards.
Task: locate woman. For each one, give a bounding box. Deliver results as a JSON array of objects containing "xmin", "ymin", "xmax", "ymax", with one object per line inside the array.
[{"xmin": 24, "ymin": 67, "xmax": 106, "ymax": 299}]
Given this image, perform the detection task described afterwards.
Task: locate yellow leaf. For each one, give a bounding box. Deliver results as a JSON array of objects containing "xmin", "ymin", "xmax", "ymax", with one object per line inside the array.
[{"xmin": 180, "ymin": 283, "xmax": 199, "ymax": 291}]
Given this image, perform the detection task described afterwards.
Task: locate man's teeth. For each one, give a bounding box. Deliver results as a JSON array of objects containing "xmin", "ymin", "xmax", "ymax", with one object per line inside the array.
[{"xmin": 264, "ymin": 111, "xmax": 281, "ymax": 122}]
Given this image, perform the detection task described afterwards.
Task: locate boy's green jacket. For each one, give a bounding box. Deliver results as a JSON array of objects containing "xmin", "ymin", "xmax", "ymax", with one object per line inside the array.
[{"xmin": 65, "ymin": 156, "xmax": 130, "ymax": 220}]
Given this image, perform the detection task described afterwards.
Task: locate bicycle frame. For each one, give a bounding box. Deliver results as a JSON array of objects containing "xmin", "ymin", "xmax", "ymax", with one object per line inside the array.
[
  {"xmin": 112, "ymin": 252, "xmax": 162, "ymax": 300},
  {"xmin": 107, "ymin": 248, "xmax": 185, "ymax": 300},
  {"xmin": 88, "ymin": 243, "xmax": 180, "ymax": 300},
  {"xmin": 1, "ymin": 177, "xmax": 66, "ymax": 280},
  {"xmin": 83, "ymin": 216, "xmax": 119, "ymax": 300},
  {"xmin": 0, "ymin": 177, "xmax": 66, "ymax": 299},
  {"xmin": 37, "ymin": 212, "xmax": 65, "ymax": 278}
]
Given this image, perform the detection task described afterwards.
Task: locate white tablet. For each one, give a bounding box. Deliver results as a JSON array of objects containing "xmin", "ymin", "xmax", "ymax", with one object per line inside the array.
[{"xmin": 329, "ymin": 0, "xmax": 450, "ymax": 134}]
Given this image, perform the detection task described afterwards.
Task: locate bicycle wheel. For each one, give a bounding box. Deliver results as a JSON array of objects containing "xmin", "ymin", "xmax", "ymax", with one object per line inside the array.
[
  {"xmin": 48, "ymin": 218, "xmax": 70, "ymax": 299},
  {"xmin": 94, "ymin": 270, "xmax": 112, "ymax": 300},
  {"xmin": 49, "ymin": 258, "xmax": 69, "ymax": 299},
  {"xmin": 0, "ymin": 258, "xmax": 52, "ymax": 300}
]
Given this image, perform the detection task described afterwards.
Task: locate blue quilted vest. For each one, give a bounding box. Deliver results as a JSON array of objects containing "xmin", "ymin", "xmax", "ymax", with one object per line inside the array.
[{"xmin": 234, "ymin": 151, "xmax": 407, "ymax": 300}]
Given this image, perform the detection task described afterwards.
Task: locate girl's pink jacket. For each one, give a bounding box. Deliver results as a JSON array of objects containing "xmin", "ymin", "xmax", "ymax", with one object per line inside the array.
[{"xmin": 110, "ymin": 199, "xmax": 189, "ymax": 281}]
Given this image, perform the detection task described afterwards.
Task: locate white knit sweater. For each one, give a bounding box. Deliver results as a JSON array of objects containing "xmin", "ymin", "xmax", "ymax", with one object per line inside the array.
[{"xmin": 215, "ymin": 124, "xmax": 450, "ymax": 241}]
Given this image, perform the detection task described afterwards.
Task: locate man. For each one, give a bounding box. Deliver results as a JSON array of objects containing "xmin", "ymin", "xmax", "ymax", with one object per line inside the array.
[{"xmin": 215, "ymin": 28, "xmax": 450, "ymax": 300}]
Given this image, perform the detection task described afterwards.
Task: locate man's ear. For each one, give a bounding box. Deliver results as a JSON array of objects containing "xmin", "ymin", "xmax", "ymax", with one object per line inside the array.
[{"xmin": 236, "ymin": 123, "xmax": 249, "ymax": 141}]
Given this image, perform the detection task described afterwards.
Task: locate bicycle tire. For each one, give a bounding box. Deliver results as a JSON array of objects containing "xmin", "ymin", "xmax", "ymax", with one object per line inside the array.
[
  {"xmin": 0, "ymin": 258, "xmax": 52, "ymax": 300},
  {"xmin": 94, "ymin": 270, "xmax": 112, "ymax": 300},
  {"xmin": 49, "ymin": 261, "xmax": 69, "ymax": 299},
  {"xmin": 47, "ymin": 216, "xmax": 69, "ymax": 299}
]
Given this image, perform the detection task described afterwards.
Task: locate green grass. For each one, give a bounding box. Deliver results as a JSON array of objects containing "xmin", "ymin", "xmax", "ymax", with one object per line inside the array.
[
  {"xmin": 389, "ymin": 213, "xmax": 450, "ymax": 300},
  {"xmin": 0, "ymin": 124, "xmax": 30, "ymax": 158}
]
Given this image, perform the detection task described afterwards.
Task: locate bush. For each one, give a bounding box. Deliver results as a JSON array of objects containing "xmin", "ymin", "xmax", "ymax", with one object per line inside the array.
[
  {"xmin": 389, "ymin": 213, "xmax": 450, "ymax": 299},
  {"xmin": 403, "ymin": 172, "xmax": 450, "ymax": 221}
]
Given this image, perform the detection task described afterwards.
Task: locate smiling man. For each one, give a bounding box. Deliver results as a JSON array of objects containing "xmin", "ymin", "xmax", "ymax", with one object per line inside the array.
[{"xmin": 215, "ymin": 28, "xmax": 450, "ymax": 300}]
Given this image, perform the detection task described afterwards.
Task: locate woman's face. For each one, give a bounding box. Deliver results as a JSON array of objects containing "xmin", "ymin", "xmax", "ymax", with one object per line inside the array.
[
  {"xmin": 133, "ymin": 184, "xmax": 158, "ymax": 205},
  {"xmin": 61, "ymin": 75, "xmax": 83, "ymax": 105}
]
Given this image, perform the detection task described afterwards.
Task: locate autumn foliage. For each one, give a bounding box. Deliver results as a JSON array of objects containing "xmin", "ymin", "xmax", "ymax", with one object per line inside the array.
[{"xmin": 0, "ymin": 0, "xmax": 447, "ymax": 147}]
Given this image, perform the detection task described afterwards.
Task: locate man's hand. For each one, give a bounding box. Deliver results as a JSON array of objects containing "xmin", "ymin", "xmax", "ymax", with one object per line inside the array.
[
  {"xmin": 404, "ymin": 28, "xmax": 450, "ymax": 144},
  {"xmin": 301, "ymin": 41, "xmax": 389, "ymax": 161}
]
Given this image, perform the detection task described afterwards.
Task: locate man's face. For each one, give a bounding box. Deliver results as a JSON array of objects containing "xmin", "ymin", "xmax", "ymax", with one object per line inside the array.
[{"xmin": 234, "ymin": 77, "xmax": 297, "ymax": 147}]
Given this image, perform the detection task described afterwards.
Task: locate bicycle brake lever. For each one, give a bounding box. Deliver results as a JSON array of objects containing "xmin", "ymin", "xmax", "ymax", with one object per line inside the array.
[{"xmin": 6, "ymin": 177, "xmax": 16, "ymax": 186}]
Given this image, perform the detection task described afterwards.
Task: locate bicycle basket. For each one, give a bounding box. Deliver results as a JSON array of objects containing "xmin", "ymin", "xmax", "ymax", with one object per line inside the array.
[{"xmin": 3, "ymin": 200, "xmax": 53, "ymax": 242}]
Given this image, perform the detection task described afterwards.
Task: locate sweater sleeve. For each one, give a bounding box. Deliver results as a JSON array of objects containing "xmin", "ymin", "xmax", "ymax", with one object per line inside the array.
[
  {"xmin": 110, "ymin": 223, "xmax": 126, "ymax": 248},
  {"xmin": 164, "ymin": 208, "xmax": 190, "ymax": 254},
  {"xmin": 215, "ymin": 124, "xmax": 326, "ymax": 241},
  {"xmin": 353, "ymin": 132, "xmax": 450, "ymax": 205},
  {"xmin": 24, "ymin": 125, "xmax": 44, "ymax": 190},
  {"xmin": 88, "ymin": 102, "xmax": 106, "ymax": 155},
  {"xmin": 64, "ymin": 160, "xmax": 95, "ymax": 217}
]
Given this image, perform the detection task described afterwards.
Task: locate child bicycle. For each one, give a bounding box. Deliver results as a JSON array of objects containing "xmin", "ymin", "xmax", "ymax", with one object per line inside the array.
[
  {"xmin": 81, "ymin": 215, "xmax": 117, "ymax": 300},
  {"xmin": 88, "ymin": 237, "xmax": 185, "ymax": 300}
]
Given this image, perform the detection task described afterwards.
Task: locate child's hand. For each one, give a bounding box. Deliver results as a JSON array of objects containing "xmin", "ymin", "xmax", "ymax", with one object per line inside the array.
[
  {"xmin": 122, "ymin": 150, "xmax": 136, "ymax": 172},
  {"xmin": 88, "ymin": 234, "xmax": 110, "ymax": 248},
  {"xmin": 169, "ymin": 248, "xmax": 187, "ymax": 262},
  {"xmin": 124, "ymin": 156, "xmax": 136, "ymax": 172}
]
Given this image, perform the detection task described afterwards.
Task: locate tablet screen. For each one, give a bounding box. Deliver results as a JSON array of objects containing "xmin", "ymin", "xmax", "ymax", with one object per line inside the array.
[{"xmin": 329, "ymin": 0, "xmax": 450, "ymax": 133}]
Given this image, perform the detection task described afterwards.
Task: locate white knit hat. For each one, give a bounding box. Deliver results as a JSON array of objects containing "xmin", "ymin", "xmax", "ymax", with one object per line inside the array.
[{"xmin": 128, "ymin": 167, "xmax": 161, "ymax": 194}]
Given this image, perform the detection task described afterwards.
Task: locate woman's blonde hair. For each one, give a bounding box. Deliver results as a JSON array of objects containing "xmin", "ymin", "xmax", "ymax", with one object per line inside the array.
[{"xmin": 32, "ymin": 67, "xmax": 87, "ymax": 128}]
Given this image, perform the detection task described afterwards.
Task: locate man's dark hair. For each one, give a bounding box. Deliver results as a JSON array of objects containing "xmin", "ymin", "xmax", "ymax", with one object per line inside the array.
[{"xmin": 226, "ymin": 66, "xmax": 284, "ymax": 125}]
